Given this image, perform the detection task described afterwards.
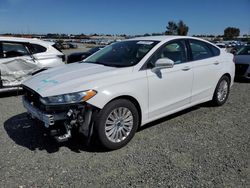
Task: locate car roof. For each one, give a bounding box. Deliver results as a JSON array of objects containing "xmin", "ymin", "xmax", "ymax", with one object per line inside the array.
[
  {"xmin": 130, "ymin": 35, "xmax": 203, "ymax": 42},
  {"xmin": 0, "ymin": 36, "xmax": 54, "ymax": 46},
  {"xmin": 128, "ymin": 35, "xmax": 220, "ymax": 50}
]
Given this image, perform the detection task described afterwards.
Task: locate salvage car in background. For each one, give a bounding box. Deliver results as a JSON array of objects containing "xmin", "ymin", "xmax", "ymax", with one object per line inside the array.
[
  {"xmin": 67, "ymin": 46, "xmax": 105, "ymax": 63},
  {"xmin": 22, "ymin": 36, "xmax": 235, "ymax": 150},
  {"xmin": 234, "ymin": 45, "xmax": 250, "ymax": 80},
  {"xmin": 0, "ymin": 37, "xmax": 65, "ymax": 92}
]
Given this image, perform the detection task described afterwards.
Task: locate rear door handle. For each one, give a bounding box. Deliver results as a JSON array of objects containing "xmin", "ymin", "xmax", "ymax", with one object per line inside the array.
[{"xmin": 182, "ymin": 66, "xmax": 191, "ymax": 71}]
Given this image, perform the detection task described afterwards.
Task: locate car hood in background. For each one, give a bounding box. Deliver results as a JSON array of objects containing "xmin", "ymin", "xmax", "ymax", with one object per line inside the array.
[{"xmin": 22, "ymin": 62, "xmax": 132, "ymax": 97}]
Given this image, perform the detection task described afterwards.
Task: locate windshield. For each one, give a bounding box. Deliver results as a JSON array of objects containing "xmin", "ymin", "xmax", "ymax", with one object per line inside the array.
[
  {"xmin": 88, "ymin": 46, "xmax": 104, "ymax": 54},
  {"xmin": 236, "ymin": 46, "xmax": 250, "ymax": 55},
  {"xmin": 83, "ymin": 40, "xmax": 159, "ymax": 67}
]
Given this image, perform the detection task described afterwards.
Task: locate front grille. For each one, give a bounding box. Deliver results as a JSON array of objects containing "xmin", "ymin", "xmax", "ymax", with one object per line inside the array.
[{"xmin": 235, "ymin": 64, "xmax": 249, "ymax": 76}]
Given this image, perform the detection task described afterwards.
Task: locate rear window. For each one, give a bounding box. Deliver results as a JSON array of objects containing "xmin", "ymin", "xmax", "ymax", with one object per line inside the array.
[{"xmin": 29, "ymin": 44, "xmax": 47, "ymax": 54}]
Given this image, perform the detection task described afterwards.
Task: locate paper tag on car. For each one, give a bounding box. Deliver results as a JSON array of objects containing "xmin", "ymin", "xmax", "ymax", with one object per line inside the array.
[{"xmin": 137, "ymin": 41, "xmax": 154, "ymax": 45}]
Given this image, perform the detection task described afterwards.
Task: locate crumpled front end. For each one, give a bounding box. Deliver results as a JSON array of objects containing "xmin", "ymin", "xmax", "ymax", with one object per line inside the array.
[{"xmin": 22, "ymin": 86, "xmax": 99, "ymax": 142}]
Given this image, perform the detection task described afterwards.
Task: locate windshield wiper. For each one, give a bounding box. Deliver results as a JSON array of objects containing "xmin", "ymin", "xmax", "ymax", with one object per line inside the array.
[
  {"xmin": 84, "ymin": 61, "xmax": 107, "ymax": 66},
  {"xmin": 84, "ymin": 61, "xmax": 125, "ymax": 67}
]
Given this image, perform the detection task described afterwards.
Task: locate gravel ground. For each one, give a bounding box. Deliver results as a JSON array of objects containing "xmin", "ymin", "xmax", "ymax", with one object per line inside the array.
[{"xmin": 0, "ymin": 82, "xmax": 249, "ymax": 187}]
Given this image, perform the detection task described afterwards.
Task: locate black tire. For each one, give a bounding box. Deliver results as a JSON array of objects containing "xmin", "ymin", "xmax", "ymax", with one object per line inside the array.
[
  {"xmin": 212, "ymin": 75, "xmax": 230, "ymax": 106},
  {"xmin": 94, "ymin": 99, "xmax": 139, "ymax": 150}
]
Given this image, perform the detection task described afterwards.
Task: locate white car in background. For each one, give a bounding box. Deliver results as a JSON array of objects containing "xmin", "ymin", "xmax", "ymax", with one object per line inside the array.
[
  {"xmin": 0, "ymin": 37, "xmax": 65, "ymax": 92},
  {"xmin": 22, "ymin": 36, "xmax": 235, "ymax": 150}
]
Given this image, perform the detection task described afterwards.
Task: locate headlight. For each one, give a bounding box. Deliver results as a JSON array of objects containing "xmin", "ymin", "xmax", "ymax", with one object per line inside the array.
[{"xmin": 39, "ymin": 90, "xmax": 97, "ymax": 105}]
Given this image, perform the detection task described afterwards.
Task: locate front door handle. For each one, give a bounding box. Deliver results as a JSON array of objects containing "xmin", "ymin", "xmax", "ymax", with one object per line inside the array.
[
  {"xmin": 214, "ymin": 61, "xmax": 220, "ymax": 65},
  {"xmin": 182, "ymin": 66, "xmax": 191, "ymax": 71}
]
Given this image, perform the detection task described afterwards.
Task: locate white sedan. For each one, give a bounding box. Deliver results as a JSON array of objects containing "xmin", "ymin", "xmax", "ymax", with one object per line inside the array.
[{"xmin": 22, "ymin": 36, "xmax": 235, "ymax": 150}]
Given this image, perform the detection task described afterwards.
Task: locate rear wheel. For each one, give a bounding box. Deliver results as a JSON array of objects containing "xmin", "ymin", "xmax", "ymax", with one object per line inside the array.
[
  {"xmin": 95, "ymin": 99, "xmax": 139, "ymax": 150},
  {"xmin": 212, "ymin": 75, "xmax": 230, "ymax": 106}
]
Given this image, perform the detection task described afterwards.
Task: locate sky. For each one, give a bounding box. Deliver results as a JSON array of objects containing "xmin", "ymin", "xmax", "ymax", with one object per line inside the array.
[{"xmin": 0, "ymin": 0, "xmax": 249, "ymax": 36}]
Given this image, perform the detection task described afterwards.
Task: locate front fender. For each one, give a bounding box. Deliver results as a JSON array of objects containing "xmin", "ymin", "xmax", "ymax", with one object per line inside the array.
[{"xmin": 87, "ymin": 76, "xmax": 148, "ymax": 124}]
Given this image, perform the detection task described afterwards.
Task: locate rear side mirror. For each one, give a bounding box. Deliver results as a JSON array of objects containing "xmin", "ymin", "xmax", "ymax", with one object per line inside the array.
[{"xmin": 152, "ymin": 58, "xmax": 174, "ymax": 72}]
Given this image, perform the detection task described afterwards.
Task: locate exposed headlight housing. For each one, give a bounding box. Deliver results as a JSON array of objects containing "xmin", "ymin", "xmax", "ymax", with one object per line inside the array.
[{"xmin": 39, "ymin": 90, "xmax": 97, "ymax": 105}]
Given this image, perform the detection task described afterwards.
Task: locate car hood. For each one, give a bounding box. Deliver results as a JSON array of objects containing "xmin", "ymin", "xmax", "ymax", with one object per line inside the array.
[
  {"xmin": 234, "ymin": 55, "xmax": 250, "ymax": 64},
  {"xmin": 23, "ymin": 62, "xmax": 133, "ymax": 97}
]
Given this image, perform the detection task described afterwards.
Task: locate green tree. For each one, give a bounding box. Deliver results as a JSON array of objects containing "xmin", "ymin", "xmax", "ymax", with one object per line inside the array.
[
  {"xmin": 165, "ymin": 21, "xmax": 178, "ymax": 35},
  {"xmin": 165, "ymin": 20, "xmax": 189, "ymax": 36},
  {"xmin": 224, "ymin": 27, "xmax": 240, "ymax": 40},
  {"xmin": 177, "ymin": 20, "xmax": 189, "ymax": 36}
]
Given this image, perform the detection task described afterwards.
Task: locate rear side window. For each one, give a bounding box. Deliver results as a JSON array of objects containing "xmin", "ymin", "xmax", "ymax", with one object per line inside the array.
[
  {"xmin": 2, "ymin": 42, "xmax": 30, "ymax": 58},
  {"xmin": 189, "ymin": 40, "xmax": 214, "ymax": 61},
  {"xmin": 29, "ymin": 44, "xmax": 47, "ymax": 54},
  {"xmin": 52, "ymin": 43, "xmax": 62, "ymax": 52},
  {"xmin": 208, "ymin": 44, "xmax": 220, "ymax": 56}
]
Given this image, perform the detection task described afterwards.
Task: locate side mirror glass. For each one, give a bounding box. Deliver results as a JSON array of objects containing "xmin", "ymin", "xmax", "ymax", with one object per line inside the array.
[{"xmin": 152, "ymin": 58, "xmax": 174, "ymax": 72}]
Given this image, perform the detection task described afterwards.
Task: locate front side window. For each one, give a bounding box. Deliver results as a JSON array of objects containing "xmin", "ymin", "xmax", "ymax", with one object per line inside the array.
[
  {"xmin": 2, "ymin": 42, "xmax": 30, "ymax": 58},
  {"xmin": 147, "ymin": 40, "xmax": 187, "ymax": 68},
  {"xmin": 189, "ymin": 40, "xmax": 214, "ymax": 61},
  {"xmin": 84, "ymin": 40, "xmax": 159, "ymax": 67}
]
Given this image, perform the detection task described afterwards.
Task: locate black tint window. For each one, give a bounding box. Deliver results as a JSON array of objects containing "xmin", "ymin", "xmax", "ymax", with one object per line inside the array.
[
  {"xmin": 190, "ymin": 40, "xmax": 213, "ymax": 60},
  {"xmin": 2, "ymin": 42, "xmax": 29, "ymax": 58},
  {"xmin": 30, "ymin": 44, "xmax": 47, "ymax": 54}
]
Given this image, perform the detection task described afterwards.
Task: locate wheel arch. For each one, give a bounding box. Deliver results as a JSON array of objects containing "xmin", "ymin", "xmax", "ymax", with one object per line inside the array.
[
  {"xmin": 107, "ymin": 95, "xmax": 142, "ymax": 127},
  {"xmin": 222, "ymin": 73, "xmax": 231, "ymax": 83}
]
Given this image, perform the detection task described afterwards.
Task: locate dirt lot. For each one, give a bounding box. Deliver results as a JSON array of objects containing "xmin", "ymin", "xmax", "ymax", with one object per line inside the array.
[{"xmin": 0, "ymin": 82, "xmax": 249, "ymax": 187}]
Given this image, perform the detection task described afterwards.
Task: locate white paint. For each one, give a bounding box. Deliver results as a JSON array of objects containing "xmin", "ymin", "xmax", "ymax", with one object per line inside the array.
[{"xmin": 23, "ymin": 36, "xmax": 235, "ymax": 126}]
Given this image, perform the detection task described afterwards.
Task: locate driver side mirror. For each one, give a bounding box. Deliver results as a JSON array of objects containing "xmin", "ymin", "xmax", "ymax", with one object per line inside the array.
[{"xmin": 152, "ymin": 58, "xmax": 174, "ymax": 73}]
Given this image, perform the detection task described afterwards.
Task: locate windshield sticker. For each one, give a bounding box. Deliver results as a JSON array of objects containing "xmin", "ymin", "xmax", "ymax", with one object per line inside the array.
[{"xmin": 137, "ymin": 41, "xmax": 154, "ymax": 45}]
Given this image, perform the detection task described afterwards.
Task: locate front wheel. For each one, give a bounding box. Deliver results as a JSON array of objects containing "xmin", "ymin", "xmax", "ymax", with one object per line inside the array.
[
  {"xmin": 95, "ymin": 99, "xmax": 139, "ymax": 150},
  {"xmin": 212, "ymin": 75, "xmax": 230, "ymax": 106}
]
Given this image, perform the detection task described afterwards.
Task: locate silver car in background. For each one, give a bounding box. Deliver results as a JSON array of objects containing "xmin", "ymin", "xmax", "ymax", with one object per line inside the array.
[
  {"xmin": 234, "ymin": 45, "xmax": 250, "ymax": 80},
  {"xmin": 0, "ymin": 37, "xmax": 65, "ymax": 92}
]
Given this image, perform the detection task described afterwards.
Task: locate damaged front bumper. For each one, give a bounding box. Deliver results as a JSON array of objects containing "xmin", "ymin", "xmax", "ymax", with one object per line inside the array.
[
  {"xmin": 23, "ymin": 96, "xmax": 66, "ymax": 128},
  {"xmin": 22, "ymin": 90, "xmax": 98, "ymax": 142}
]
